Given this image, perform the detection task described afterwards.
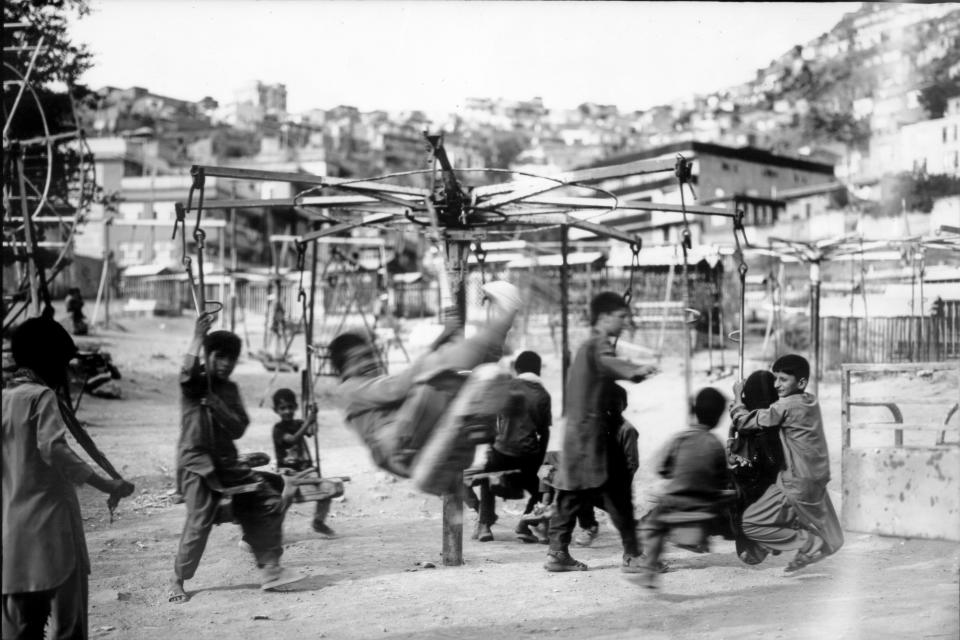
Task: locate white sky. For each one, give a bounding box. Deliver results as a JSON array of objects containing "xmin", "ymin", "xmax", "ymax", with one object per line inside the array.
[{"xmin": 71, "ymin": 1, "xmax": 861, "ymax": 115}]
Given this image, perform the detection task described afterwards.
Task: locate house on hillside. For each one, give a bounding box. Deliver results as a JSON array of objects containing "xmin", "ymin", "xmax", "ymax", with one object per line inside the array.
[{"xmin": 564, "ymin": 140, "xmax": 836, "ymax": 250}]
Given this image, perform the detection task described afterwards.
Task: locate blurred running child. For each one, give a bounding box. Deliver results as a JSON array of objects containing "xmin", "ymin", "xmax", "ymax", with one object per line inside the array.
[
  {"xmin": 328, "ymin": 281, "xmax": 522, "ymax": 495},
  {"xmin": 729, "ymin": 354, "xmax": 843, "ymax": 573},
  {"xmin": 464, "ymin": 350, "xmax": 551, "ymax": 542},
  {"xmin": 637, "ymin": 387, "xmax": 731, "ymax": 588},
  {"xmin": 169, "ymin": 315, "xmax": 299, "ymax": 603},
  {"xmin": 3, "ymin": 316, "xmax": 134, "ymax": 638},
  {"xmin": 545, "ymin": 291, "xmax": 657, "ymax": 573},
  {"xmin": 271, "ymin": 388, "xmax": 335, "ymax": 537}
]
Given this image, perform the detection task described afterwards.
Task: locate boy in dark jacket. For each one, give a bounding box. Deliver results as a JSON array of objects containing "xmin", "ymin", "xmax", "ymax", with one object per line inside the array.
[
  {"xmin": 169, "ymin": 315, "xmax": 299, "ymax": 603},
  {"xmin": 465, "ymin": 350, "xmax": 551, "ymax": 542},
  {"xmin": 637, "ymin": 387, "xmax": 730, "ymax": 588}
]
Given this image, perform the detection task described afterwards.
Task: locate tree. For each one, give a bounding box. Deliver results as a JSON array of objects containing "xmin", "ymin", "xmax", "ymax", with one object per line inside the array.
[
  {"xmin": 3, "ymin": 1, "xmax": 96, "ymax": 301},
  {"xmin": 2, "ymin": 0, "xmax": 92, "ymax": 87}
]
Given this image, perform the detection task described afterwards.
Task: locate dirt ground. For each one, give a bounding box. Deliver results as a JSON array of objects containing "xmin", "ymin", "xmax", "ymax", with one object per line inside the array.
[{"xmin": 57, "ymin": 312, "xmax": 958, "ymax": 640}]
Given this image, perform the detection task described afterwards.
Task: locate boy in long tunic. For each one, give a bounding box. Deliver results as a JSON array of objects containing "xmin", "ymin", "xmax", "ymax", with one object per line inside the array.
[
  {"xmin": 545, "ymin": 292, "xmax": 657, "ymax": 572},
  {"xmin": 329, "ymin": 281, "xmax": 522, "ymax": 495},
  {"xmin": 2, "ymin": 317, "xmax": 134, "ymax": 639},
  {"xmin": 729, "ymin": 354, "xmax": 843, "ymax": 572},
  {"xmin": 169, "ymin": 315, "xmax": 298, "ymax": 603}
]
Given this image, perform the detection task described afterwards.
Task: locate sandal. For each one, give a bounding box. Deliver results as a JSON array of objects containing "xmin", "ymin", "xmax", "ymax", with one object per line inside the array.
[
  {"xmin": 785, "ymin": 534, "xmax": 826, "ymax": 573},
  {"xmin": 167, "ymin": 581, "xmax": 189, "ymax": 604}
]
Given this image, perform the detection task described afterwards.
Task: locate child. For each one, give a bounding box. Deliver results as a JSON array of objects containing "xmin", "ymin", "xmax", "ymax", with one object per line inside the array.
[
  {"xmin": 637, "ymin": 387, "xmax": 731, "ymax": 589},
  {"xmin": 271, "ymin": 388, "xmax": 335, "ymax": 537},
  {"xmin": 328, "ymin": 280, "xmax": 521, "ymax": 495},
  {"xmin": 573, "ymin": 383, "xmax": 639, "ymax": 548},
  {"xmin": 169, "ymin": 315, "xmax": 299, "ymax": 604},
  {"xmin": 2, "ymin": 316, "xmax": 134, "ymax": 638},
  {"xmin": 545, "ymin": 291, "xmax": 658, "ymax": 573},
  {"xmin": 727, "ymin": 369, "xmax": 784, "ymax": 564},
  {"xmin": 65, "ymin": 287, "xmax": 88, "ymax": 335},
  {"xmin": 464, "ymin": 350, "xmax": 551, "ymax": 543},
  {"xmin": 730, "ymin": 354, "xmax": 843, "ymax": 573}
]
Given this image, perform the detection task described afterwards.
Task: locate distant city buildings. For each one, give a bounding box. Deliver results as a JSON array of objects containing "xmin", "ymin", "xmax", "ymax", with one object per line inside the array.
[{"xmin": 73, "ymin": 1, "xmax": 957, "ymax": 289}]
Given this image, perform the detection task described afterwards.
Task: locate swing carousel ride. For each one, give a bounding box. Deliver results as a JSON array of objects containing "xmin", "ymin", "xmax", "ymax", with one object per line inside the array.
[{"xmin": 173, "ymin": 132, "xmax": 744, "ymax": 394}]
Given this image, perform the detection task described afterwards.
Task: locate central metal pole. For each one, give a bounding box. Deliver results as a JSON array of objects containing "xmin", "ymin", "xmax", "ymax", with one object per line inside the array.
[{"xmin": 441, "ymin": 239, "xmax": 469, "ymax": 567}]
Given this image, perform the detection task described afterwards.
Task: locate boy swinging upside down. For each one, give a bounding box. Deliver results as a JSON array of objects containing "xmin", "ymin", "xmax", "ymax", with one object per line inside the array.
[{"xmin": 328, "ymin": 281, "xmax": 522, "ymax": 495}]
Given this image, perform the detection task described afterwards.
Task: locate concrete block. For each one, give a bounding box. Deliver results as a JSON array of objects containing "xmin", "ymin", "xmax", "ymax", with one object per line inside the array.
[{"xmin": 842, "ymin": 446, "xmax": 960, "ymax": 541}]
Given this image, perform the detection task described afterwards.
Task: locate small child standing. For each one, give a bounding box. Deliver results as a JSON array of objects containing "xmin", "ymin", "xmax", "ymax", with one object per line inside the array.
[
  {"xmin": 572, "ymin": 383, "xmax": 639, "ymax": 548},
  {"xmin": 637, "ymin": 387, "xmax": 731, "ymax": 588},
  {"xmin": 730, "ymin": 354, "xmax": 843, "ymax": 573},
  {"xmin": 271, "ymin": 388, "xmax": 335, "ymax": 537}
]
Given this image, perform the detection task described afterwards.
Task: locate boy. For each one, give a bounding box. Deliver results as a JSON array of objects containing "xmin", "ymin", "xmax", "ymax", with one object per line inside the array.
[
  {"xmin": 3, "ymin": 316, "xmax": 134, "ymax": 639},
  {"xmin": 729, "ymin": 354, "xmax": 843, "ymax": 573},
  {"xmin": 328, "ymin": 280, "xmax": 521, "ymax": 495},
  {"xmin": 637, "ymin": 387, "xmax": 731, "ymax": 589},
  {"xmin": 271, "ymin": 387, "xmax": 335, "ymax": 537},
  {"xmin": 573, "ymin": 383, "xmax": 639, "ymax": 548},
  {"xmin": 545, "ymin": 292, "xmax": 657, "ymax": 573},
  {"xmin": 464, "ymin": 350, "xmax": 551, "ymax": 543},
  {"xmin": 169, "ymin": 315, "xmax": 299, "ymax": 604}
]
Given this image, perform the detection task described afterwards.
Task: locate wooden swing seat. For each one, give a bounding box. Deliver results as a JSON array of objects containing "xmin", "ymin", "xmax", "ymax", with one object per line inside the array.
[
  {"xmin": 462, "ymin": 468, "xmax": 523, "ymax": 488},
  {"xmin": 280, "ymin": 470, "xmax": 349, "ymax": 503}
]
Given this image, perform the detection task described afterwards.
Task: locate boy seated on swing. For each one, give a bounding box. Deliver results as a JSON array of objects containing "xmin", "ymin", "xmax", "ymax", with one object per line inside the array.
[
  {"xmin": 327, "ymin": 281, "xmax": 522, "ymax": 495},
  {"xmin": 271, "ymin": 387, "xmax": 336, "ymax": 537},
  {"xmin": 169, "ymin": 314, "xmax": 301, "ymax": 604}
]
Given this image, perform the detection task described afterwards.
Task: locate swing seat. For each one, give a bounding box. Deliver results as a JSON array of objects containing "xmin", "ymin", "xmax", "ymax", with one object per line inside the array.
[
  {"xmin": 213, "ymin": 481, "xmax": 264, "ymax": 525},
  {"xmin": 658, "ymin": 490, "xmax": 737, "ymax": 552},
  {"xmin": 280, "ymin": 470, "xmax": 349, "ymax": 504},
  {"xmin": 463, "ymin": 468, "xmax": 525, "ymax": 499}
]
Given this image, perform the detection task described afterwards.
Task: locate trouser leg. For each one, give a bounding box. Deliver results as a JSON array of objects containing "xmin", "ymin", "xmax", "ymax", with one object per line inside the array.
[
  {"xmin": 312, "ymin": 498, "xmax": 331, "ymax": 527},
  {"xmin": 417, "ymin": 312, "xmax": 515, "ymax": 373},
  {"xmin": 576, "ymin": 502, "xmax": 598, "ymax": 529},
  {"xmin": 639, "ymin": 505, "xmax": 670, "ymax": 570},
  {"xmin": 233, "ymin": 481, "xmax": 285, "ymax": 567},
  {"xmin": 517, "ymin": 455, "xmax": 542, "ymax": 515},
  {"xmin": 600, "ymin": 479, "xmax": 640, "ymax": 557},
  {"xmin": 48, "ymin": 562, "xmax": 88, "ymax": 640},
  {"xmin": 741, "ymin": 483, "xmax": 806, "ymax": 552},
  {"xmin": 548, "ymin": 490, "xmax": 591, "ymax": 554},
  {"xmin": 2, "ymin": 590, "xmax": 53, "ymax": 640},
  {"xmin": 174, "ymin": 471, "xmax": 218, "ymax": 581},
  {"xmin": 478, "ymin": 481, "xmax": 497, "ymax": 525}
]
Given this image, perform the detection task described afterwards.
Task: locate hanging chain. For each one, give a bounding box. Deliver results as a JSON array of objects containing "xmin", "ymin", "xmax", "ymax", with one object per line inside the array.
[
  {"xmin": 296, "ymin": 240, "xmax": 308, "ymax": 319},
  {"xmin": 675, "ymin": 155, "xmax": 697, "ymax": 325},
  {"xmin": 731, "ymin": 208, "xmax": 749, "ymax": 380},
  {"xmin": 623, "ymin": 239, "xmax": 642, "ymax": 305}
]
